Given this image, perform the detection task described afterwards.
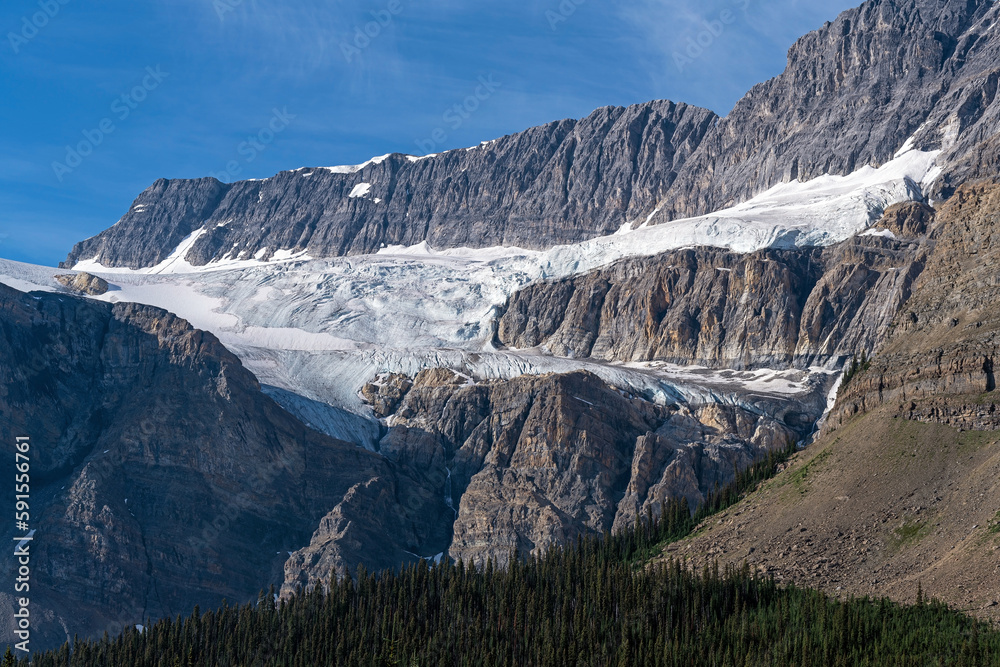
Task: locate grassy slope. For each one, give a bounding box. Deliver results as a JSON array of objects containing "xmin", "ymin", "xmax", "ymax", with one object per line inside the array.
[{"xmin": 664, "ymin": 406, "xmax": 1000, "ymax": 622}]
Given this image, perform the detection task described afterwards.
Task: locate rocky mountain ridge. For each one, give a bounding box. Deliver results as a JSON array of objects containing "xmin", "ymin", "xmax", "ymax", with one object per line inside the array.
[
  {"xmin": 64, "ymin": 0, "xmax": 1000, "ymax": 270},
  {"xmin": 4, "ymin": 0, "xmax": 1000, "ymax": 651},
  {"xmin": 826, "ymin": 179, "xmax": 1000, "ymax": 433},
  {"xmin": 360, "ymin": 368, "xmax": 812, "ymax": 567},
  {"xmin": 661, "ymin": 181, "xmax": 1000, "ymax": 624},
  {"xmin": 495, "ymin": 219, "xmax": 927, "ymax": 370},
  {"xmin": 63, "ymin": 101, "xmax": 717, "ymax": 269}
]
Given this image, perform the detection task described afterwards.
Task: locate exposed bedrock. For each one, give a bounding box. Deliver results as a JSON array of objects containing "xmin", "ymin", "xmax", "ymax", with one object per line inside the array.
[
  {"xmin": 656, "ymin": 0, "xmax": 1000, "ymax": 220},
  {"xmin": 496, "ymin": 222, "xmax": 931, "ymax": 370},
  {"xmin": 63, "ymin": 1, "xmax": 1000, "ymax": 269},
  {"xmin": 0, "ymin": 285, "xmax": 449, "ymax": 649},
  {"xmin": 826, "ymin": 180, "xmax": 1000, "ymax": 433},
  {"xmin": 63, "ymin": 101, "xmax": 717, "ymax": 269},
  {"xmin": 374, "ymin": 368, "xmax": 809, "ymax": 566}
]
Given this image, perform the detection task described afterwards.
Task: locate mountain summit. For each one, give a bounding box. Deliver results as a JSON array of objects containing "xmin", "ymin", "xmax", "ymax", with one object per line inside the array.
[{"xmin": 63, "ymin": 0, "xmax": 1000, "ymax": 271}]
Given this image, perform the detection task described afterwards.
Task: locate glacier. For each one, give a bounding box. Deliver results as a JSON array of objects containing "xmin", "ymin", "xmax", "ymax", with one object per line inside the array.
[{"xmin": 0, "ymin": 147, "xmax": 940, "ymax": 446}]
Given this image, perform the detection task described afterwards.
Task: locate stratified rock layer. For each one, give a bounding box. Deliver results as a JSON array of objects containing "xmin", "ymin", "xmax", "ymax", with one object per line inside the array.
[
  {"xmin": 54, "ymin": 272, "xmax": 110, "ymax": 295},
  {"xmin": 827, "ymin": 180, "xmax": 1000, "ymax": 432},
  {"xmin": 63, "ymin": 101, "xmax": 717, "ymax": 268},
  {"xmin": 378, "ymin": 369, "xmax": 807, "ymax": 566},
  {"xmin": 663, "ymin": 181, "xmax": 1000, "ymax": 624},
  {"xmin": 497, "ymin": 235, "xmax": 926, "ymax": 370}
]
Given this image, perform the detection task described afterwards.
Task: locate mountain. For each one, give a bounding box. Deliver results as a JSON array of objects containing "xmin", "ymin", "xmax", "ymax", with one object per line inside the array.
[
  {"xmin": 664, "ymin": 180, "xmax": 1000, "ymax": 623},
  {"xmin": 62, "ymin": 101, "xmax": 718, "ymax": 269},
  {"xmin": 0, "ymin": 285, "xmax": 452, "ymax": 647},
  {"xmin": 63, "ymin": 0, "xmax": 1000, "ymax": 271},
  {"xmin": 495, "ymin": 226, "xmax": 926, "ymax": 370},
  {"xmin": 0, "ymin": 280, "xmax": 827, "ymax": 642},
  {"xmin": 19, "ymin": 500, "xmax": 1000, "ymax": 666},
  {"xmin": 659, "ymin": 0, "xmax": 1000, "ymax": 218},
  {"xmin": 3, "ymin": 0, "xmax": 1000, "ymax": 651}
]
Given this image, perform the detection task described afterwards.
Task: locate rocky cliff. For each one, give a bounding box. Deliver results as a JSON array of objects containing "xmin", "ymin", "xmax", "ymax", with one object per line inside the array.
[
  {"xmin": 368, "ymin": 368, "xmax": 810, "ymax": 566},
  {"xmin": 0, "ymin": 286, "xmax": 450, "ymax": 648},
  {"xmin": 62, "ymin": 0, "xmax": 1000, "ymax": 270},
  {"xmin": 496, "ymin": 221, "xmax": 928, "ymax": 369},
  {"xmin": 656, "ymin": 0, "xmax": 1000, "ymax": 219},
  {"xmin": 826, "ymin": 180, "xmax": 1000, "ymax": 432},
  {"xmin": 661, "ymin": 180, "xmax": 1000, "ymax": 624},
  {"xmin": 63, "ymin": 101, "xmax": 717, "ymax": 269}
]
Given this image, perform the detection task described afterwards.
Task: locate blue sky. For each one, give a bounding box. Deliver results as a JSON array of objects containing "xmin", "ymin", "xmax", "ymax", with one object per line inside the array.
[{"xmin": 0, "ymin": 0, "xmax": 858, "ymax": 266}]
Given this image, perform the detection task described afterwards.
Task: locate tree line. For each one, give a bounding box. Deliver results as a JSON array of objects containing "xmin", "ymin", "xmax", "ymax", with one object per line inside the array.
[{"xmin": 6, "ymin": 442, "xmax": 998, "ymax": 666}]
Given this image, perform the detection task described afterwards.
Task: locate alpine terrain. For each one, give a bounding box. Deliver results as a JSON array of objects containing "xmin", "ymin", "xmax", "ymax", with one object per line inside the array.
[{"xmin": 2, "ymin": 0, "xmax": 1000, "ymax": 653}]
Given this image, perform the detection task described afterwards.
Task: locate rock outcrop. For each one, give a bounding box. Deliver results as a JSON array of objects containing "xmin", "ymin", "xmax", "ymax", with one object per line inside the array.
[
  {"xmin": 827, "ymin": 180, "xmax": 1000, "ymax": 432},
  {"xmin": 63, "ymin": 101, "xmax": 717, "ymax": 269},
  {"xmin": 497, "ymin": 232, "xmax": 927, "ymax": 369},
  {"xmin": 54, "ymin": 272, "xmax": 109, "ymax": 295},
  {"xmin": 656, "ymin": 0, "xmax": 1000, "ymax": 220},
  {"xmin": 0, "ymin": 285, "xmax": 449, "ymax": 649},
  {"xmin": 377, "ymin": 369, "xmax": 806, "ymax": 566}
]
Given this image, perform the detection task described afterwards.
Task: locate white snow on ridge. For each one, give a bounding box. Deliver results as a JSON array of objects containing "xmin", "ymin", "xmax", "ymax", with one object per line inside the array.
[
  {"xmin": 74, "ymin": 227, "xmax": 210, "ymax": 276},
  {"xmin": 304, "ymin": 153, "xmax": 392, "ymax": 175},
  {"xmin": 0, "ymin": 259, "xmax": 65, "ymax": 292},
  {"xmin": 73, "ymin": 229, "xmax": 312, "ymax": 276},
  {"xmin": 374, "ymin": 147, "xmax": 937, "ymax": 269}
]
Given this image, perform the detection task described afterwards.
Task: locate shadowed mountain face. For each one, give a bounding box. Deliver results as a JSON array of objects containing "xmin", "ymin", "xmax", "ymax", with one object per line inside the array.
[
  {"xmin": 0, "ymin": 285, "xmax": 451, "ymax": 648},
  {"xmin": 64, "ymin": 0, "xmax": 1000, "ymax": 271}
]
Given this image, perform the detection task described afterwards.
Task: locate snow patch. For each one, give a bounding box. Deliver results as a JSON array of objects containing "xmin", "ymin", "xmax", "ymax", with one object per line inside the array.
[
  {"xmin": 349, "ymin": 183, "xmax": 372, "ymax": 199},
  {"xmin": 859, "ymin": 228, "xmax": 897, "ymax": 240},
  {"xmin": 314, "ymin": 154, "xmax": 392, "ymax": 175},
  {"xmin": 76, "ymin": 227, "xmax": 210, "ymax": 275}
]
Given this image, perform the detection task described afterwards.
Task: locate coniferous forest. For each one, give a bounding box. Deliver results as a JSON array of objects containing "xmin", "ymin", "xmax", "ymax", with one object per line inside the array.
[{"xmin": 6, "ymin": 446, "xmax": 999, "ymax": 666}]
